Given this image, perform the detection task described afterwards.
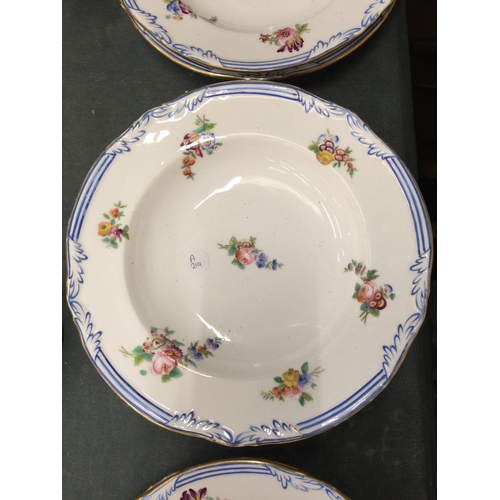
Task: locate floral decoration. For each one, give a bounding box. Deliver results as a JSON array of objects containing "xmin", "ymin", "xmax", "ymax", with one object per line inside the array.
[
  {"xmin": 97, "ymin": 201, "xmax": 130, "ymax": 248},
  {"xmin": 344, "ymin": 260, "xmax": 396, "ymax": 323},
  {"xmin": 218, "ymin": 236, "xmax": 283, "ymax": 270},
  {"xmin": 180, "ymin": 488, "xmax": 226, "ymax": 500},
  {"xmin": 164, "ymin": 0, "xmax": 197, "ymax": 20},
  {"xmin": 259, "ymin": 24, "xmax": 309, "ymax": 53},
  {"xmin": 261, "ymin": 362, "xmax": 323, "ymax": 406},
  {"xmin": 180, "ymin": 114, "xmax": 223, "ymax": 180},
  {"xmin": 120, "ymin": 327, "xmax": 222, "ymax": 382},
  {"xmin": 308, "ymin": 129, "xmax": 357, "ymax": 177}
]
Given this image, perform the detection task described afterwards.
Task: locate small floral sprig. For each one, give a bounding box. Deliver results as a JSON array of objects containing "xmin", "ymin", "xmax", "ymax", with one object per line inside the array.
[
  {"xmin": 164, "ymin": 0, "xmax": 197, "ymax": 20},
  {"xmin": 259, "ymin": 24, "xmax": 309, "ymax": 53},
  {"xmin": 261, "ymin": 362, "xmax": 323, "ymax": 406},
  {"xmin": 218, "ymin": 236, "xmax": 283, "ymax": 270},
  {"xmin": 120, "ymin": 327, "xmax": 222, "ymax": 382},
  {"xmin": 97, "ymin": 201, "xmax": 130, "ymax": 248},
  {"xmin": 180, "ymin": 114, "xmax": 223, "ymax": 180},
  {"xmin": 344, "ymin": 260, "xmax": 396, "ymax": 323},
  {"xmin": 309, "ymin": 129, "xmax": 357, "ymax": 177},
  {"xmin": 180, "ymin": 488, "xmax": 227, "ymax": 500}
]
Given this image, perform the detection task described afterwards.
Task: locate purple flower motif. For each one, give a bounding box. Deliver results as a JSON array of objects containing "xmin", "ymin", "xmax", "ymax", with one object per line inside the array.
[
  {"xmin": 110, "ymin": 226, "xmax": 123, "ymax": 239},
  {"xmin": 272, "ymin": 259, "xmax": 278, "ymax": 270},
  {"xmin": 256, "ymin": 252, "xmax": 268, "ymax": 268},
  {"xmin": 206, "ymin": 338, "xmax": 219, "ymax": 350},
  {"xmin": 178, "ymin": 1, "xmax": 192, "ymax": 14},
  {"xmin": 298, "ymin": 373, "xmax": 312, "ymax": 388},
  {"xmin": 319, "ymin": 140, "xmax": 335, "ymax": 154},
  {"xmin": 180, "ymin": 488, "xmax": 207, "ymax": 500}
]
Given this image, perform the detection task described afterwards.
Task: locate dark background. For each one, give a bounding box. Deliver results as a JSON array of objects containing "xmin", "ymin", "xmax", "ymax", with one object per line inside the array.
[{"xmin": 62, "ymin": 0, "xmax": 436, "ymax": 498}]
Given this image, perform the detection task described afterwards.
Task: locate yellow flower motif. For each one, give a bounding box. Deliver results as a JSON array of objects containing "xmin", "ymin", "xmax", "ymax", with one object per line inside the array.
[
  {"xmin": 316, "ymin": 150, "xmax": 334, "ymax": 165},
  {"xmin": 97, "ymin": 222, "xmax": 112, "ymax": 236},
  {"xmin": 282, "ymin": 369, "xmax": 300, "ymax": 387}
]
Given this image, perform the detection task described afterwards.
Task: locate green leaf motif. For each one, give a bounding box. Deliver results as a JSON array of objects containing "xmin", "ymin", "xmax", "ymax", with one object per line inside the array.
[
  {"xmin": 101, "ymin": 237, "xmax": 110, "ymax": 243},
  {"xmin": 299, "ymin": 396, "xmax": 306, "ymax": 406},
  {"xmin": 390, "ymin": 293, "xmax": 396, "ymax": 300},
  {"xmin": 134, "ymin": 356, "xmax": 144, "ymax": 367},
  {"xmin": 360, "ymin": 302, "xmax": 369, "ymax": 311},
  {"xmin": 228, "ymin": 246, "xmax": 237, "ymax": 256},
  {"xmin": 140, "ymin": 370, "xmax": 147, "ymax": 376},
  {"xmin": 110, "ymin": 240, "xmax": 118, "ymax": 249},
  {"xmin": 169, "ymin": 368, "xmax": 183, "ymax": 379},
  {"xmin": 301, "ymin": 362, "xmax": 309, "ymax": 374},
  {"xmin": 274, "ymin": 377, "xmax": 284, "ymax": 384},
  {"xmin": 230, "ymin": 236, "xmax": 238, "ymax": 247},
  {"xmin": 193, "ymin": 125, "xmax": 206, "ymax": 134},
  {"xmin": 237, "ymin": 262, "xmax": 245, "ymax": 270},
  {"xmin": 132, "ymin": 346, "xmax": 143, "ymax": 355},
  {"xmin": 161, "ymin": 374, "xmax": 171, "ymax": 383},
  {"xmin": 122, "ymin": 232, "xmax": 130, "ymax": 241},
  {"xmin": 172, "ymin": 340, "xmax": 184, "ymax": 346},
  {"xmin": 103, "ymin": 213, "xmax": 110, "ymax": 219},
  {"xmin": 302, "ymin": 392, "xmax": 313, "ymax": 402},
  {"xmin": 370, "ymin": 309, "xmax": 380, "ymax": 317},
  {"xmin": 355, "ymin": 283, "xmax": 361, "ymax": 292}
]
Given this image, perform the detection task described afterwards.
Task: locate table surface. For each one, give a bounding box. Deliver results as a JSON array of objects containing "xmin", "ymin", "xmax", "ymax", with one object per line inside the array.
[{"xmin": 62, "ymin": 1, "xmax": 436, "ymax": 498}]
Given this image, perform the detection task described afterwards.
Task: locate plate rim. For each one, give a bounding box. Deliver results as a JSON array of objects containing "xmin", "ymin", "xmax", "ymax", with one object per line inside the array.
[
  {"xmin": 120, "ymin": 0, "xmax": 396, "ymax": 73},
  {"xmin": 136, "ymin": 458, "xmax": 351, "ymax": 500}
]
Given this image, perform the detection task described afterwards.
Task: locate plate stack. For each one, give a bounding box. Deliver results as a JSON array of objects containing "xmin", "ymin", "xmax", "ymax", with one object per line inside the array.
[{"xmin": 121, "ymin": 0, "xmax": 396, "ymax": 79}]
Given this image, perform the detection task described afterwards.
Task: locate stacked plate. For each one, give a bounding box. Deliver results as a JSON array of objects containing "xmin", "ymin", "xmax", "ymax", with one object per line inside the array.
[{"xmin": 121, "ymin": 0, "xmax": 396, "ymax": 79}]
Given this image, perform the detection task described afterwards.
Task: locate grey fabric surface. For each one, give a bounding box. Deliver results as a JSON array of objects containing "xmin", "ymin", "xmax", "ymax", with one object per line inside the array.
[{"xmin": 62, "ymin": 1, "xmax": 436, "ymax": 498}]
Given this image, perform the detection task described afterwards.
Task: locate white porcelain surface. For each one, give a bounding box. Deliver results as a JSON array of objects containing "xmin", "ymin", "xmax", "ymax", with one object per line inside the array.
[
  {"xmin": 138, "ymin": 460, "xmax": 348, "ymax": 500},
  {"xmin": 67, "ymin": 81, "xmax": 432, "ymax": 446},
  {"xmin": 121, "ymin": 0, "xmax": 395, "ymax": 72}
]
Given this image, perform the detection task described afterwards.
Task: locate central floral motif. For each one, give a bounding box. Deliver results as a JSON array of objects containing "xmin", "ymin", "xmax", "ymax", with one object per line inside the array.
[
  {"xmin": 218, "ymin": 236, "xmax": 283, "ymax": 270},
  {"xmin": 120, "ymin": 327, "xmax": 221, "ymax": 382},
  {"xmin": 261, "ymin": 362, "xmax": 324, "ymax": 406},
  {"xmin": 179, "ymin": 114, "xmax": 223, "ymax": 180},
  {"xmin": 259, "ymin": 23, "xmax": 309, "ymax": 53}
]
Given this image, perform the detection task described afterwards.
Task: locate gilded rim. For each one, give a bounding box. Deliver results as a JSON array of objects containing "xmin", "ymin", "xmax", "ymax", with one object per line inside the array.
[
  {"xmin": 135, "ymin": 458, "xmax": 352, "ymax": 500},
  {"xmin": 65, "ymin": 79, "xmax": 433, "ymax": 447},
  {"xmin": 120, "ymin": 0, "xmax": 396, "ymax": 77}
]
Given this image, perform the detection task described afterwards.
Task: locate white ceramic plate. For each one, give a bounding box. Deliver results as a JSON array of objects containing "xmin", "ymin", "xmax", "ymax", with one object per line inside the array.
[
  {"xmin": 121, "ymin": 0, "xmax": 395, "ymax": 73},
  {"xmin": 127, "ymin": 5, "xmax": 394, "ymax": 80},
  {"xmin": 137, "ymin": 460, "xmax": 349, "ymax": 500},
  {"xmin": 67, "ymin": 81, "xmax": 432, "ymax": 446}
]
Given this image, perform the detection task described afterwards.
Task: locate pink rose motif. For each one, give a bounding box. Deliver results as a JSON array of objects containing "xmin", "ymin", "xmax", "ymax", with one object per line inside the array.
[
  {"xmin": 275, "ymin": 27, "xmax": 297, "ymax": 42},
  {"xmin": 357, "ymin": 280, "xmax": 378, "ymax": 303},
  {"xmin": 235, "ymin": 248, "xmax": 256, "ymax": 266},
  {"xmin": 284, "ymin": 385, "xmax": 303, "ymax": 400},
  {"xmin": 151, "ymin": 352, "xmax": 178, "ymax": 376}
]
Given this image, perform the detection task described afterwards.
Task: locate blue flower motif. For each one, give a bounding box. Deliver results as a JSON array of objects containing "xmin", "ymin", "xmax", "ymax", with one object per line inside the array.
[
  {"xmin": 199, "ymin": 132, "xmax": 216, "ymax": 150},
  {"xmin": 298, "ymin": 373, "xmax": 312, "ymax": 388},
  {"xmin": 206, "ymin": 338, "xmax": 219, "ymax": 350},
  {"xmin": 272, "ymin": 259, "xmax": 278, "ymax": 270},
  {"xmin": 188, "ymin": 346, "xmax": 203, "ymax": 360},
  {"xmin": 166, "ymin": 1, "xmax": 182, "ymax": 15},
  {"xmin": 318, "ymin": 133, "xmax": 339, "ymax": 144},
  {"xmin": 256, "ymin": 252, "xmax": 268, "ymax": 268}
]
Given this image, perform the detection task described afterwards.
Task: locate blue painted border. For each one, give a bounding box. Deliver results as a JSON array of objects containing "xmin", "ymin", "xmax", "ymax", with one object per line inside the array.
[
  {"xmin": 123, "ymin": 0, "xmax": 394, "ymax": 72},
  {"xmin": 131, "ymin": 11, "xmax": 387, "ymax": 79},
  {"xmin": 66, "ymin": 81, "xmax": 432, "ymax": 445},
  {"xmin": 141, "ymin": 461, "xmax": 347, "ymax": 499}
]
